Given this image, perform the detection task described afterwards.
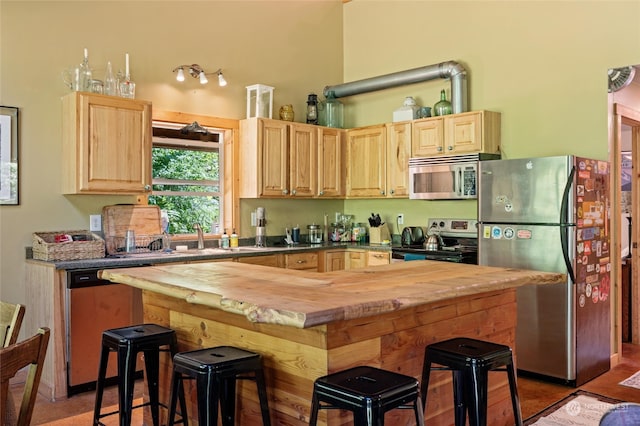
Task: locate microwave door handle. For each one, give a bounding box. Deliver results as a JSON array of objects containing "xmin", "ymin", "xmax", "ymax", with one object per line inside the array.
[{"xmin": 454, "ymin": 166, "xmax": 462, "ymax": 196}]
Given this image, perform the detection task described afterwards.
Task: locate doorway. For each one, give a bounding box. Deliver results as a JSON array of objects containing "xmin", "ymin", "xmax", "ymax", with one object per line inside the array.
[{"xmin": 608, "ymin": 66, "xmax": 640, "ymax": 358}]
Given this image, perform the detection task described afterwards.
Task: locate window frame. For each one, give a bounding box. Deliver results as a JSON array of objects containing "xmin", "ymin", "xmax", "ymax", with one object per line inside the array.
[{"xmin": 150, "ymin": 111, "xmax": 238, "ymax": 240}]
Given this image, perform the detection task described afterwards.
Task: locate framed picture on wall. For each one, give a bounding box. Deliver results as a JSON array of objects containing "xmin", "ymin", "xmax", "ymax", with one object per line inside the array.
[{"xmin": 0, "ymin": 106, "xmax": 19, "ymax": 205}]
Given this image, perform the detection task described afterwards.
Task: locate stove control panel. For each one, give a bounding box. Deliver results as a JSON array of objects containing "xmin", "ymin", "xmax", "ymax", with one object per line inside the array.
[{"xmin": 427, "ymin": 218, "xmax": 478, "ymax": 237}]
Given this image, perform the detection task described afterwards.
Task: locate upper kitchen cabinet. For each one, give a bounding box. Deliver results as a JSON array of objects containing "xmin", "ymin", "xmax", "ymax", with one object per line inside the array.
[
  {"xmin": 317, "ymin": 127, "xmax": 346, "ymax": 198},
  {"xmin": 345, "ymin": 125, "xmax": 386, "ymax": 197},
  {"xmin": 239, "ymin": 118, "xmax": 316, "ymax": 198},
  {"xmin": 386, "ymin": 122, "xmax": 411, "ymax": 198},
  {"xmin": 62, "ymin": 92, "xmax": 152, "ymax": 194},
  {"xmin": 412, "ymin": 110, "xmax": 500, "ymax": 157},
  {"xmin": 345, "ymin": 123, "xmax": 410, "ymax": 198}
]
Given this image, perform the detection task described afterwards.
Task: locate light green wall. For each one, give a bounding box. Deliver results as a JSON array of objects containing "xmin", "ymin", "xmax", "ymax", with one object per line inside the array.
[
  {"xmin": 0, "ymin": 1, "xmax": 344, "ymax": 306},
  {"xmin": 342, "ymin": 0, "xmax": 640, "ymax": 231}
]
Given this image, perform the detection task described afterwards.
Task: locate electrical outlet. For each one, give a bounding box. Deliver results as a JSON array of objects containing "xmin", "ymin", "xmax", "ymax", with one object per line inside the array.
[
  {"xmin": 89, "ymin": 214, "xmax": 102, "ymax": 232},
  {"xmin": 397, "ymin": 214, "xmax": 404, "ymax": 225}
]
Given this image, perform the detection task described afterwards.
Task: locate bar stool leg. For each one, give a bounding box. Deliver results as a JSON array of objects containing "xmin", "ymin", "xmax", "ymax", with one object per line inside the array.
[
  {"xmin": 507, "ymin": 363, "xmax": 523, "ymax": 426},
  {"xmin": 168, "ymin": 371, "xmax": 183, "ymax": 426},
  {"xmin": 254, "ymin": 368, "xmax": 272, "ymax": 426},
  {"xmin": 467, "ymin": 366, "xmax": 489, "ymax": 426},
  {"xmin": 168, "ymin": 336, "xmax": 189, "ymax": 426},
  {"xmin": 414, "ymin": 396, "xmax": 425, "ymax": 426},
  {"xmin": 220, "ymin": 376, "xmax": 236, "ymax": 426},
  {"xmin": 117, "ymin": 345, "xmax": 138, "ymax": 426},
  {"xmin": 196, "ymin": 373, "xmax": 220, "ymax": 426},
  {"xmin": 453, "ymin": 370, "xmax": 466, "ymax": 426},
  {"xmin": 143, "ymin": 349, "xmax": 161, "ymax": 426},
  {"xmin": 419, "ymin": 358, "xmax": 432, "ymax": 409},
  {"xmin": 93, "ymin": 343, "xmax": 111, "ymax": 425},
  {"xmin": 309, "ymin": 390, "xmax": 320, "ymax": 425}
]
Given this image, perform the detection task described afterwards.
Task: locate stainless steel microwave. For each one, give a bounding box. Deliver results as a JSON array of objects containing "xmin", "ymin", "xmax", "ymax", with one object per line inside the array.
[{"xmin": 409, "ymin": 153, "xmax": 500, "ymax": 200}]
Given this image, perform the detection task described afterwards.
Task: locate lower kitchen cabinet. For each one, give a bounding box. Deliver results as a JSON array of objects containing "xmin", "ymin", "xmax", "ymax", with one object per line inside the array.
[
  {"xmin": 283, "ymin": 252, "xmax": 318, "ymax": 270},
  {"xmin": 237, "ymin": 254, "xmax": 281, "ymax": 267},
  {"xmin": 321, "ymin": 249, "xmax": 391, "ymax": 271},
  {"xmin": 319, "ymin": 250, "xmax": 347, "ymax": 272}
]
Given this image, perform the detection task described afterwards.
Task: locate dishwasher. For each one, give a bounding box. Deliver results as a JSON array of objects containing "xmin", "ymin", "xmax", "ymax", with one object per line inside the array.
[{"xmin": 65, "ymin": 268, "xmax": 144, "ymax": 396}]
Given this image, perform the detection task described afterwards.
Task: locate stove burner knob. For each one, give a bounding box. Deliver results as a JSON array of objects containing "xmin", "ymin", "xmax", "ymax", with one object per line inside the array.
[{"xmin": 439, "ymin": 221, "xmax": 445, "ymax": 228}]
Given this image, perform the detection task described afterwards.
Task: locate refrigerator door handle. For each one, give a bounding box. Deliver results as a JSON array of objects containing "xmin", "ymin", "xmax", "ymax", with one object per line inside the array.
[{"xmin": 560, "ymin": 166, "xmax": 576, "ymax": 283}]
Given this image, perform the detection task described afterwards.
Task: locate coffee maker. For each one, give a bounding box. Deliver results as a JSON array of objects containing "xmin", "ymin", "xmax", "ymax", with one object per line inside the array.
[{"xmin": 254, "ymin": 207, "xmax": 267, "ymax": 247}]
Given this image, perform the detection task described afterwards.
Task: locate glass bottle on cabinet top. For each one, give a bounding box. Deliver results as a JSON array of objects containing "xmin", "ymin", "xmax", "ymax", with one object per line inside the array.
[
  {"xmin": 324, "ymin": 91, "xmax": 344, "ymax": 128},
  {"xmin": 433, "ymin": 89, "xmax": 452, "ymax": 116}
]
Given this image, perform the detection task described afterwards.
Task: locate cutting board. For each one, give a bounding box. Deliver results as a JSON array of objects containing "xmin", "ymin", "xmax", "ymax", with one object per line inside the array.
[{"xmin": 102, "ymin": 205, "xmax": 162, "ymax": 254}]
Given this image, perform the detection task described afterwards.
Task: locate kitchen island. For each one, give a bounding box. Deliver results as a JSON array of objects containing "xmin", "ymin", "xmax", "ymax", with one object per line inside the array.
[{"xmin": 100, "ymin": 260, "xmax": 564, "ymax": 425}]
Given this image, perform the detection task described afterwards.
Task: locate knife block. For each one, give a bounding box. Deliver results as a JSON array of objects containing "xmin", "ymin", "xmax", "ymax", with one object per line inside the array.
[{"xmin": 369, "ymin": 225, "xmax": 391, "ymax": 244}]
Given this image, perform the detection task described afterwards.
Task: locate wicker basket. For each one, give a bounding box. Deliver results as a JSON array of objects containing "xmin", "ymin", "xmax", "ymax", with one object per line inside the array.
[{"xmin": 32, "ymin": 230, "xmax": 105, "ymax": 261}]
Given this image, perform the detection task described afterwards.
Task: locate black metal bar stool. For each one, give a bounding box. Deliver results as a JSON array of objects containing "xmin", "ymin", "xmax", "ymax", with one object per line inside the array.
[
  {"xmin": 420, "ymin": 337, "xmax": 522, "ymax": 426},
  {"xmin": 309, "ymin": 365, "xmax": 425, "ymax": 426},
  {"xmin": 167, "ymin": 345, "xmax": 271, "ymax": 426},
  {"xmin": 92, "ymin": 323, "xmax": 187, "ymax": 426}
]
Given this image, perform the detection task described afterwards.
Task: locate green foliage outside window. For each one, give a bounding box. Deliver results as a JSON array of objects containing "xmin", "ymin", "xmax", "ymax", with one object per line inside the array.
[{"xmin": 149, "ymin": 146, "xmax": 221, "ymax": 234}]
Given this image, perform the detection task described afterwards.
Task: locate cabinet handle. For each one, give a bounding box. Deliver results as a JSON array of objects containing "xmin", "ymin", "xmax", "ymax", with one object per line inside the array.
[
  {"xmin": 390, "ymin": 189, "xmax": 395, "ymax": 194},
  {"xmin": 292, "ymin": 189, "xmax": 297, "ymax": 195},
  {"xmin": 380, "ymin": 190, "xmax": 385, "ymax": 195},
  {"xmin": 296, "ymin": 260, "xmax": 306, "ymax": 264},
  {"xmin": 437, "ymin": 146, "xmax": 443, "ymax": 152},
  {"xmin": 144, "ymin": 184, "xmax": 151, "ymax": 191},
  {"xmin": 447, "ymin": 145, "xmax": 453, "ymax": 151},
  {"xmin": 319, "ymin": 191, "xmax": 324, "ymax": 196},
  {"xmin": 282, "ymin": 189, "xmax": 289, "ymax": 195}
]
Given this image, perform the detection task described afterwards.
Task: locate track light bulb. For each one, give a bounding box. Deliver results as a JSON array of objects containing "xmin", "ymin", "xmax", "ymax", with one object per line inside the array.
[
  {"xmin": 176, "ymin": 68, "xmax": 185, "ymax": 82},
  {"xmin": 199, "ymin": 71, "xmax": 208, "ymax": 84},
  {"xmin": 218, "ymin": 72, "xmax": 227, "ymax": 87}
]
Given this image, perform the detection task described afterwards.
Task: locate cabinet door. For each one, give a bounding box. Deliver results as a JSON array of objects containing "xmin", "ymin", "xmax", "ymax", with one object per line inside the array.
[
  {"xmin": 386, "ymin": 123, "xmax": 411, "ymax": 198},
  {"xmin": 346, "ymin": 125, "xmax": 386, "ymax": 197},
  {"xmin": 366, "ymin": 251, "xmax": 390, "ymax": 266},
  {"xmin": 317, "ymin": 127, "xmax": 345, "ymax": 198},
  {"xmin": 289, "ymin": 123, "xmax": 317, "ymax": 197},
  {"xmin": 62, "ymin": 92, "xmax": 152, "ymax": 194},
  {"xmin": 445, "ymin": 112, "xmax": 482, "ymax": 153},
  {"xmin": 412, "ymin": 117, "xmax": 444, "ymax": 157},
  {"xmin": 347, "ymin": 250, "xmax": 367, "ymax": 270},
  {"xmin": 320, "ymin": 250, "xmax": 347, "ymax": 272},
  {"xmin": 260, "ymin": 120, "xmax": 289, "ymax": 197},
  {"xmin": 284, "ymin": 252, "xmax": 318, "ymax": 270},
  {"xmin": 238, "ymin": 254, "xmax": 281, "ymax": 267}
]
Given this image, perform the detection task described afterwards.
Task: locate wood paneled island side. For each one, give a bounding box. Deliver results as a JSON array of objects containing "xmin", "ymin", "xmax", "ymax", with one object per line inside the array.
[{"xmin": 100, "ymin": 260, "xmax": 564, "ymax": 425}]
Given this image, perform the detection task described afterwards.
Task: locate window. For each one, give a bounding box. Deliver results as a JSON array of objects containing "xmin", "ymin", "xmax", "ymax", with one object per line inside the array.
[{"xmin": 149, "ymin": 121, "xmax": 223, "ymax": 235}]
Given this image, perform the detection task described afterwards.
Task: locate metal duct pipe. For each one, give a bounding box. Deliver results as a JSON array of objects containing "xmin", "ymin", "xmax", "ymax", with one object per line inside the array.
[{"xmin": 323, "ymin": 61, "xmax": 468, "ymax": 113}]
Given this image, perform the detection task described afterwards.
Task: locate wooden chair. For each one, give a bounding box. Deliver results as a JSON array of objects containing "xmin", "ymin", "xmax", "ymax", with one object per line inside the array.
[
  {"xmin": 0, "ymin": 327, "xmax": 50, "ymax": 426},
  {"xmin": 0, "ymin": 301, "xmax": 25, "ymax": 347}
]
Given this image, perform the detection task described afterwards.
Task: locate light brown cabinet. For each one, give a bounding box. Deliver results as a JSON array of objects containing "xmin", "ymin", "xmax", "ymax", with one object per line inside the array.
[
  {"xmin": 345, "ymin": 125, "xmax": 387, "ymax": 197},
  {"xmin": 62, "ymin": 92, "xmax": 152, "ymax": 194},
  {"xmin": 319, "ymin": 250, "xmax": 347, "ymax": 272},
  {"xmin": 412, "ymin": 110, "xmax": 500, "ymax": 157},
  {"xmin": 239, "ymin": 118, "xmax": 317, "ymax": 198},
  {"xmin": 317, "ymin": 127, "xmax": 346, "ymax": 197},
  {"xmin": 237, "ymin": 254, "xmax": 281, "ymax": 267},
  {"xmin": 386, "ymin": 122, "xmax": 411, "ymax": 198},
  {"xmin": 366, "ymin": 251, "xmax": 391, "ymax": 266},
  {"xmin": 345, "ymin": 123, "xmax": 410, "ymax": 198},
  {"xmin": 320, "ymin": 249, "xmax": 391, "ymax": 272},
  {"xmin": 283, "ymin": 252, "xmax": 318, "ymax": 270}
]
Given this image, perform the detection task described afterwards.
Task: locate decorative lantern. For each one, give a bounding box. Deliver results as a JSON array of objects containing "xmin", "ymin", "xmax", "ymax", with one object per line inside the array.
[
  {"xmin": 306, "ymin": 93, "xmax": 318, "ymax": 125},
  {"xmin": 246, "ymin": 84, "xmax": 274, "ymax": 119}
]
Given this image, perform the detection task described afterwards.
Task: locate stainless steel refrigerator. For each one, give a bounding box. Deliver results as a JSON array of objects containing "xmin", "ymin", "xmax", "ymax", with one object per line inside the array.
[{"xmin": 478, "ymin": 155, "xmax": 611, "ymax": 386}]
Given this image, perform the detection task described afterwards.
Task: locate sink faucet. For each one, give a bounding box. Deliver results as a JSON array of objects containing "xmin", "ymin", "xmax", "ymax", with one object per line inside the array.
[{"xmin": 194, "ymin": 223, "xmax": 205, "ymax": 249}]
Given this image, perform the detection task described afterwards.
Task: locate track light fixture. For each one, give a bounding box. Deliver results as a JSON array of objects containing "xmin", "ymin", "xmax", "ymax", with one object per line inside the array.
[{"xmin": 172, "ymin": 64, "xmax": 227, "ymax": 87}]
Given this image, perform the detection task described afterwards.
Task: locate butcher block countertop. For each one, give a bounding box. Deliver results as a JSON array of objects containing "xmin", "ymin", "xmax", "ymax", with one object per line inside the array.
[{"xmin": 99, "ymin": 260, "xmax": 564, "ymax": 329}]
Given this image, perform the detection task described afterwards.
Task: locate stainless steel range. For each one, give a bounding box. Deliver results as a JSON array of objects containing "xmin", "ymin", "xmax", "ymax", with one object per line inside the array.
[{"xmin": 392, "ymin": 218, "xmax": 478, "ymax": 264}]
